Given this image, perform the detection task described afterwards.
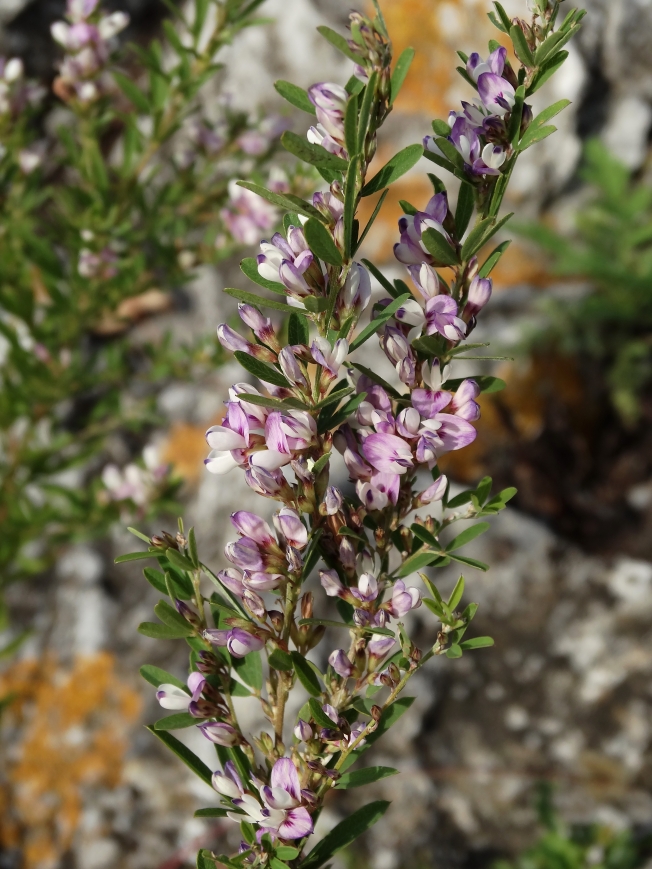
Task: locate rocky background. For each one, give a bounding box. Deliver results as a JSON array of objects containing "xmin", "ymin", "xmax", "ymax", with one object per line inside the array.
[{"xmin": 2, "ymin": 1, "xmax": 652, "ymax": 868}]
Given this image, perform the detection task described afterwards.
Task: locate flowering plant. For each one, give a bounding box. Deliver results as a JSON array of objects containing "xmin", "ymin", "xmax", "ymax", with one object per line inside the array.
[
  {"xmin": 126, "ymin": 2, "xmax": 584, "ymax": 866},
  {"xmin": 0, "ymin": 0, "xmax": 289, "ymax": 612}
]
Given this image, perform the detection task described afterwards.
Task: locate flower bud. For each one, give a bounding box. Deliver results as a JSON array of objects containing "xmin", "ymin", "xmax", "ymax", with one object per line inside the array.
[
  {"xmin": 328, "ymin": 649, "xmax": 354, "ymax": 678},
  {"xmin": 323, "ymin": 486, "xmax": 343, "ymax": 515},
  {"xmin": 238, "ymin": 304, "xmax": 274, "ymax": 343},
  {"xmin": 464, "ymin": 276, "xmax": 492, "ymax": 318},
  {"xmin": 217, "ymin": 324, "xmax": 251, "ymax": 353},
  {"xmin": 243, "ymin": 588, "xmax": 266, "ymax": 620},
  {"xmin": 212, "ymin": 771, "xmax": 241, "ymax": 799},
  {"xmin": 199, "ymin": 722, "xmax": 240, "ymax": 745},
  {"xmin": 294, "ymin": 720, "xmax": 313, "ymax": 742},
  {"xmin": 274, "ymin": 507, "xmax": 308, "ymax": 549},
  {"xmin": 320, "ymin": 569, "xmax": 344, "ymax": 597},
  {"xmin": 278, "ymin": 346, "xmax": 308, "ymax": 388},
  {"xmin": 418, "ymin": 475, "xmax": 448, "ymax": 506}
]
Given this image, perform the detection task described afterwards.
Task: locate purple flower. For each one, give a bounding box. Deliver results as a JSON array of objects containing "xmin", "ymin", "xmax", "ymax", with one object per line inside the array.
[
  {"xmin": 245, "ymin": 572, "xmax": 284, "ymax": 592},
  {"xmin": 199, "ymin": 721, "xmax": 240, "ymax": 745},
  {"xmin": 350, "ymin": 573, "xmax": 378, "ymax": 602},
  {"xmin": 218, "ymin": 568, "xmax": 246, "ymax": 597},
  {"xmin": 294, "ymin": 720, "xmax": 313, "ymax": 742},
  {"xmin": 237, "ymin": 757, "xmax": 313, "ymax": 839},
  {"xmin": 273, "ymin": 507, "xmax": 308, "ymax": 550},
  {"xmin": 467, "ymin": 46, "xmax": 507, "ymax": 82},
  {"xmin": 367, "ymin": 635, "xmax": 395, "ymax": 662},
  {"xmin": 204, "ymin": 627, "xmax": 265, "ymax": 658},
  {"xmin": 329, "ymin": 649, "xmax": 354, "ymax": 678},
  {"xmin": 231, "ymin": 511, "xmax": 275, "ymax": 546},
  {"xmin": 393, "ymin": 193, "xmax": 449, "ymax": 266},
  {"xmin": 387, "ymin": 580, "xmax": 421, "ymax": 617},
  {"xmin": 310, "ymin": 337, "xmax": 348, "ymax": 378},
  {"xmin": 156, "ymin": 671, "xmax": 205, "ymax": 710},
  {"xmin": 451, "ymin": 379, "xmax": 481, "ymax": 421},
  {"xmin": 245, "ymin": 466, "xmax": 286, "ymax": 497},
  {"xmin": 418, "ymin": 475, "xmax": 448, "ymax": 505},
  {"xmin": 257, "ymin": 228, "xmax": 317, "ymax": 301},
  {"xmin": 425, "ymin": 296, "xmax": 466, "ymax": 342},
  {"xmin": 221, "ymin": 181, "xmax": 278, "ymax": 245},
  {"xmin": 308, "ymin": 82, "xmax": 348, "ymax": 158},
  {"xmin": 464, "ymin": 275, "xmax": 493, "ymax": 317},
  {"xmin": 320, "ymin": 569, "xmax": 344, "ymax": 597},
  {"xmin": 217, "ymin": 324, "xmax": 252, "ymax": 354},
  {"xmin": 417, "ymin": 414, "xmax": 477, "ymax": 463},
  {"xmin": 278, "ymin": 346, "xmax": 308, "ymax": 388},
  {"xmin": 323, "ymin": 486, "xmax": 343, "ymax": 515},
  {"xmin": 477, "ymin": 72, "xmax": 516, "ymax": 117},
  {"xmin": 340, "ymin": 262, "xmax": 372, "ymax": 314},
  {"xmin": 238, "ymin": 304, "xmax": 275, "ymax": 344},
  {"xmin": 225, "ymin": 537, "xmax": 264, "ymax": 571},
  {"xmin": 212, "ymin": 762, "xmax": 244, "ymax": 799},
  {"xmin": 362, "ymin": 432, "xmax": 414, "ymax": 475}
]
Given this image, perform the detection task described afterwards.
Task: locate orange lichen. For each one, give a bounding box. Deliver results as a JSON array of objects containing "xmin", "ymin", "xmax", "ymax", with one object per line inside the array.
[
  {"xmin": 161, "ymin": 418, "xmax": 222, "ymax": 483},
  {"xmin": 0, "ymin": 653, "xmax": 140, "ymax": 869}
]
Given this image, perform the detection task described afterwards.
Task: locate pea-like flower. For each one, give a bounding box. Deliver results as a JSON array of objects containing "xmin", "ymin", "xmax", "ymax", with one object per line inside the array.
[{"xmin": 156, "ymin": 671, "xmax": 205, "ymax": 710}]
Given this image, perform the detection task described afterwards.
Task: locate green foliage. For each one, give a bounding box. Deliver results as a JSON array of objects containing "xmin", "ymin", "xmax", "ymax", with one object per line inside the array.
[{"xmin": 517, "ymin": 140, "xmax": 652, "ymax": 422}]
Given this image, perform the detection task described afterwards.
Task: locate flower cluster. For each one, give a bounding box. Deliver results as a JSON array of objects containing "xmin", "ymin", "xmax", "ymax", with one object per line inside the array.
[
  {"xmin": 51, "ymin": 0, "xmax": 129, "ymax": 104},
  {"xmin": 0, "ymin": 58, "xmax": 44, "ymax": 122},
  {"xmin": 423, "ymin": 46, "xmax": 529, "ymax": 179}
]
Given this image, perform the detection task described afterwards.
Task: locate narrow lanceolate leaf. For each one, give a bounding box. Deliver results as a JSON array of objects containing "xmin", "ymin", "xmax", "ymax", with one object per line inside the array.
[
  {"xmin": 274, "ymin": 80, "xmax": 316, "ymax": 115},
  {"xmin": 460, "ymin": 212, "xmax": 513, "ymax": 261},
  {"xmin": 343, "ymin": 156, "xmax": 359, "ymax": 259},
  {"xmin": 527, "ymin": 98, "xmax": 571, "ymax": 131},
  {"xmin": 422, "ymin": 228, "xmax": 460, "ymax": 266},
  {"xmin": 195, "ymin": 808, "xmax": 229, "ymax": 818},
  {"xmin": 233, "ymin": 650, "xmax": 263, "ymax": 691},
  {"xmin": 115, "ymin": 549, "xmax": 158, "ymax": 563},
  {"xmin": 349, "ymin": 293, "xmax": 411, "ymax": 352},
  {"xmin": 240, "ymin": 258, "xmax": 286, "ymax": 294},
  {"xmin": 140, "ymin": 664, "xmax": 188, "ymax": 691},
  {"xmin": 390, "ymin": 47, "xmax": 415, "ymax": 105},
  {"xmin": 304, "ymin": 218, "xmax": 343, "ymax": 266},
  {"xmin": 447, "ymin": 575, "xmax": 465, "ymax": 610},
  {"xmin": 281, "ymin": 131, "xmax": 348, "ymax": 172},
  {"xmin": 113, "ymin": 71, "xmax": 150, "ymax": 112},
  {"xmin": 288, "ymin": 312, "xmax": 310, "ymax": 345},
  {"xmin": 268, "ymin": 649, "xmax": 294, "ymax": 671},
  {"xmin": 445, "ymin": 522, "xmax": 490, "ymax": 552},
  {"xmin": 517, "ymin": 124, "xmax": 557, "ymax": 151},
  {"xmin": 230, "ymin": 393, "xmax": 308, "ymax": 411},
  {"xmin": 236, "ymin": 182, "xmax": 326, "ymax": 222},
  {"xmin": 138, "ymin": 621, "xmax": 193, "ymax": 640},
  {"xmin": 334, "ymin": 766, "xmax": 399, "ymax": 789},
  {"xmin": 396, "ymin": 549, "xmax": 443, "ymax": 578},
  {"xmin": 291, "ymin": 652, "xmax": 322, "ymax": 696},
  {"xmin": 509, "ymin": 24, "xmax": 535, "ymax": 66},
  {"xmin": 154, "ymin": 712, "xmax": 196, "ymax": 730},
  {"xmin": 309, "ymin": 698, "xmax": 336, "ymax": 728},
  {"xmin": 357, "ymin": 71, "xmax": 378, "ymax": 154},
  {"xmin": 459, "ymin": 636, "xmax": 494, "ymax": 650},
  {"xmin": 224, "ymin": 288, "xmax": 296, "ymax": 315},
  {"xmin": 316, "ymin": 25, "xmax": 361, "ymax": 62},
  {"xmin": 361, "ymin": 144, "xmax": 423, "ymax": 196},
  {"xmin": 299, "ymin": 802, "xmax": 391, "ymax": 869},
  {"xmin": 233, "ymin": 351, "xmax": 291, "ymax": 388},
  {"xmin": 526, "ymin": 51, "xmax": 569, "ymax": 96},
  {"xmin": 146, "ymin": 726, "xmax": 213, "ymax": 786},
  {"xmin": 455, "ymin": 182, "xmax": 475, "ymax": 239},
  {"xmin": 355, "ymin": 189, "xmax": 389, "ymax": 253},
  {"xmin": 479, "ymin": 240, "xmax": 511, "ymax": 277}
]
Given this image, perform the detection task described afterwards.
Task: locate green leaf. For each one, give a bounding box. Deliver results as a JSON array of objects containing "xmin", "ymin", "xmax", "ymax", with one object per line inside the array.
[
  {"xmin": 534, "ymin": 29, "xmax": 575, "ymax": 66},
  {"xmin": 317, "ymin": 25, "xmax": 361, "ymax": 62},
  {"xmin": 154, "ymin": 712, "xmax": 197, "ymax": 730},
  {"xmin": 455, "ymin": 182, "xmax": 475, "ymax": 239},
  {"xmin": 461, "ymin": 212, "xmax": 513, "ymax": 261},
  {"xmin": 527, "ymin": 98, "xmax": 571, "ymax": 130},
  {"xmin": 459, "ymin": 636, "xmax": 494, "ymax": 650},
  {"xmin": 224, "ymin": 288, "xmax": 296, "ymax": 315},
  {"xmin": 444, "ymin": 375, "xmax": 505, "ymax": 394},
  {"xmin": 447, "ymin": 575, "xmax": 465, "ymax": 610},
  {"xmin": 344, "ymin": 92, "xmax": 359, "ymax": 156},
  {"xmin": 146, "ymin": 726, "xmax": 213, "ymax": 785},
  {"xmin": 311, "ymin": 452, "xmax": 331, "ymax": 475},
  {"xmin": 240, "ymin": 258, "xmax": 286, "ymax": 294},
  {"xmin": 487, "ymin": 10, "xmax": 507, "ymax": 32},
  {"xmin": 526, "ymin": 51, "xmax": 569, "ymax": 96},
  {"xmin": 334, "ymin": 766, "xmax": 399, "ymax": 789},
  {"xmin": 421, "ymin": 228, "xmax": 460, "ymax": 266},
  {"xmin": 309, "ymin": 698, "xmax": 336, "ymax": 728},
  {"xmin": 300, "ymin": 802, "xmax": 391, "ymax": 869},
  {"xmin": 115, "ymin": 550, "xmax": 157, "ymax": 564},
  {"xmin": 271, "ymin": 859, "xmax": 290, "ymax": 869},
  {"xmin": 357, "ymin": 71, "xmax": 378, "ymax": 154},
  {"xmin": 233, "ymin": 351, "xmax": 291, "ymax": 388},
  {"xmin": 318, "ymin": 391, "xmax": 367, "ymax": 433},
  {"xmin": 361, "ymin": 144, "xmax": 423, "ymax": 196},
  {"xmin": 349, "ymin": 293, "xmax": 411, "ymax": 352},
  {"xmin": 195, "ymin": 808, "xmax": 229, "ymax": 818},
  {"xmin": 390, "ymin": 47, "xmax": 415, "ymax": 105},
  {"xmin": 303, "ymin": 296, "xmax": 330, "ymax": 314},
  {"xmin": 164, "ymin": 549, "xmax": 195, "ymax": 572},
  {"xmin": 518, "ymin": 125, "xmax": 557, "ymax": 151},
  {"xmin": 301, "ymin": 528, "xmax": 324, "ymax": 581},
  {"xmin": 281, "ymin": 131, "xmax": 348, "ymax": 173},
  {"xmin": 355, "ymin": 189, "xmax": 389, "ymax": 254},
  {"xmin": 291, "ymin": 652, "xmax": 322, "ymax": 696},
  {"xmin": 268, "ymin": 649, "xmax": 294, "ymax": 671},
  {"xmin": 396, "ymin": 550, "xmax": 444, "ymax": 577},
  {"xmin": 288, "ymin": 312, "xmax": 310, "ymax": 345},
  {"xmin": 154, "ymin": 600, "xmax": 193, "ymax": 631},
  {"xmin": 128, "ymin": 526, "xmax": 151, "ymax": 543},
  {"xmin": 233, "ymin": 650, "xmax": 263, "ymax": 690},
  {"xmin": 138, "ymin": 621, "xmax": 193, "ymax": 640},
  {"xmin": 446, "ymin": 644, "xmax": 463, "ymax": 659},
  {"xmin": 304, "ymin": 218, "xmax": 343, "ymax": 266},
  {"xmin": 236, "ymin": 182, "xmax": 325, "ymax": 222},
  {"xmin": 274, "ymin": 80, "xmax": 316, "ymax": 115},
  {"xmin": 361, "ymin": 258, "xmax": 401, "ymax": 299},
  {"xmin": 509, "ymin": 24, "xmax": 535, "ymax": 66},
  {"xmin": 491, "ymin": 2, "xmax": 511, "ymax": 31},
  {"xmin": 445, "ymin": 522, "xmax": 490, "ymax": 552},
  {"xmin": 113, "ymin": 71, "xmax": 150, "ymax": 112},
  {"xmin": 448, "ymin": 554, "xmax": 489, "ymax": 572},
  {"xmin": 349, "ymin": 364, "xmax": 404, "ymax": 399},
  {"xmin": 343, "ymin": 155, "xmax": 359, "ymax": 260},
  {"xmin": 140, "ymin": 664, "xmax": 188, "ymax": 691},
  {"xmin": 411, "ymin": 525, "xmax": 439, "ymax": 548},
  {"xmin": 479, "ymin": 240, "xmax": 511, "ymax": 277},
  {"xmin": 276, "ymin": 847, "xmax": 300, "ymax": 861}
]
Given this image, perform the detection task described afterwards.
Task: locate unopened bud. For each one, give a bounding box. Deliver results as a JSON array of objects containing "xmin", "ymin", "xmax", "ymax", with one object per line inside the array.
[
  {"xmin": 301, "ymin": 592, "xmax": 314, "ymax": 620},
  {"xmin": 268, "ymin": 610, "xmax": 284, "ymax": 631},
  {"xmin": 370, "ymin": 704, "xmax": 383, "ymax": 722}
]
